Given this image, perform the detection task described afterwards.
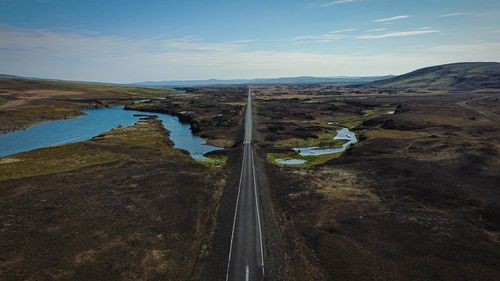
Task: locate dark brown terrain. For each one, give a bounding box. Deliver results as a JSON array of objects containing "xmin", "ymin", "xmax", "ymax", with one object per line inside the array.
[
  {"xmin": 125, "ymin": 87, "xmax": 248, "ymax": 147},
  {"xmin": 254, "ymin": 84, "xmax": 500, "ymax": 281},
  {"xmin": 1, "ymin": 68, "xmax": 500, "ymax": 281},
  {"xmin": 0, "ymin": 119, "xmax": 229, "ymax": 280},
  {"xmin": 0, "ymin": 81, "xmax": 247, "ymax": 281}
]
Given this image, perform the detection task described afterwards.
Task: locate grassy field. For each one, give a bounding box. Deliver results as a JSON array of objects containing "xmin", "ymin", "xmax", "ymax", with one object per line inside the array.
[
  {"xmin": 0, "ymin": 78, "xmax": 173, "ymax": 98},
  {"xmin": 267, "ymin": 151, "xmax": 344, "ymax": 169},
  {"xmin": 274, "ymin": 133, "xmax": 347, "ymax": 148},
  {"xmin": 198, "ymin": 155, "xmax": 229, "ymax": 168},
  {"xmin": 367, "ymin": 62, "xmax": 500, "ymax": 90},
  {"xmin": 0, "ymin": 143, "xmax": 119, "ymax": 181}
]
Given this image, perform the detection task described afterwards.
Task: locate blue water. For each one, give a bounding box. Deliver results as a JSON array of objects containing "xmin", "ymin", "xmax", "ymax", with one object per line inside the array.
[
  {"xmin": 0, "ymin": 106, "xmax": 219, "ymax": 159},
  {"xmin": 293, "ymin": 143, "xmax": 351, "ymax": 156}
]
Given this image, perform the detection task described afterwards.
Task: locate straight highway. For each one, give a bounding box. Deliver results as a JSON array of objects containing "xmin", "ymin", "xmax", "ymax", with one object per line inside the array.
[{"xmin": 226, "ymin": 89, "xmax": 265, "ymax": 281}]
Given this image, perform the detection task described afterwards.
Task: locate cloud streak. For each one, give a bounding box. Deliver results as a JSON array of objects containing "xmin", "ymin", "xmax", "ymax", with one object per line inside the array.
[
  {"xmin": 293, "ymin": 33, "xmax": 343, "ymax": 44},
  {"xmin": 373, "ymin": 15, "xmax": 410, "ymax": 23},
  {"xmin": 292, "ymin": 29, "xmax": 356, "ymax": 44},
  {"xmin": 330, "ymin": 28, "xmax": 358, "ymax": 34},
  {"xmin": 438, "ymin": 12, "xmax": 467, "ymax": 17},
  {"xmin": 319, "ymin": 0, "xmax": 356, "ymax": 7},
  {"xmin": 357, "ymin": 29, "xmax": 439, "ymax": 39}
]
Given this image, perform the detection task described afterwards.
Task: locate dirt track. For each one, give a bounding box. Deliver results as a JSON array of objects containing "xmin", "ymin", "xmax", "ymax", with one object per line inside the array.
[{"xmin": 457, "ymin": 96, "xmax": 500, "ymax": 122}]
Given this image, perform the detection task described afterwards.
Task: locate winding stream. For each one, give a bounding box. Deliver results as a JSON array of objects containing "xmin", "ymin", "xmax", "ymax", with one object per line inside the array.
[
  {"xmin": 293, "ymin": 127, "xmax": 358, "ymax": 156},
  {"xmin": 0, "ymin": 106, "xmax": 219, "ymax": 159},
  {"xmin": 275, "ymin": 127, "xmax": 358, "ymax": 165}
]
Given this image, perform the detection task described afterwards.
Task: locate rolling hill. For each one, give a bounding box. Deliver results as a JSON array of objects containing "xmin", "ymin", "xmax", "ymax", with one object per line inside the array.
[{"xmin": 367, "ymin": 62, "xmax": 500, "ymax": 90}]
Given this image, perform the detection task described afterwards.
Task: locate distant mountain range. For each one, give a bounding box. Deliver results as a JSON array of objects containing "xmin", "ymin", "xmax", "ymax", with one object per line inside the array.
[
  {"xmin": 367, "ymin": 62, "xmax": 500, "ymax": 90},
  {"xmin": 0, "ymin": 74, "xmax": 24, "ymax": 79},
  {"xmin": 3, "ymin": 62, "xmax": 499, "ymax": 90},
  {"xmin": 132, "ymin": 76, "xmax": 394, "ymax": 87}
]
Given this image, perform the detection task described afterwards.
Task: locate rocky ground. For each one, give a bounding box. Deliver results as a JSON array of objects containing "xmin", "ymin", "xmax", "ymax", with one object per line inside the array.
[{"xmin": 254, "ymin": 85, "xmax": 500, "ymax": 281}]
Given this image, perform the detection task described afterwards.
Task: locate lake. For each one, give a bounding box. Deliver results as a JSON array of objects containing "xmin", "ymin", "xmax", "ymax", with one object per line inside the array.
[{"xmin": 0, "ymin": 106, "xmax": 220, "ymax": 159}]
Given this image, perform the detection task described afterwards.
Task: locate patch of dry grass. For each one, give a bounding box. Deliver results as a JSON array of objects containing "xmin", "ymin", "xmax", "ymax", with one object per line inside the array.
[{"xmin": 0, "ymin": 143, "xmax": 119, "ymax": 181}]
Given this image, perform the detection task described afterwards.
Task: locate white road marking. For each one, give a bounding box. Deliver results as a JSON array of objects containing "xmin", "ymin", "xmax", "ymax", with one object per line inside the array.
[
  {"xmin": 226, "ymin": 90, "xmax": 265, "ymax": 280},
  {"xmin": 251, "ymin": 147, "xmax": 265, "ymax": 277},
  {"xmin": 225, "ymin": 144, "xmax": 247, "ymax": 281}
]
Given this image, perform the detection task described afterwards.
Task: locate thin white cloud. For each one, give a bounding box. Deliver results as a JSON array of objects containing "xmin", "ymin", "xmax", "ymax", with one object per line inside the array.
[
  {"xmin": 319, "ymin": 0, "xmax": 356, "ymax": 7},
  {"xmin": 357, "ymin": 29, "xmax": 439, "ymax": 39},
  {"xmin": 293, "ymin": 33, "xmax": 343, "ymax": 44},
  {"xmin": 373, "ymin": 15, "xmax": 410, "ymax": 23},
  {"xmin": 1, "ymin": 25, "xmax": 499, "ymax": 82},
  {"xmin": 330, "ymin": 28, "xmax": 357, "ymax": 34},
  {"xmin": 438, "ymin": 12, "xmax": 467, "ymax": 17},
  {"xmin": 161, "ymin": 36, "xmax": 252, "ymax": 52},
  {"xmin": 293, "ymin": 29, "xmax": 356, "ymax": 44},
  {"xmin": 367, "ymin": 28, "xmax": 386, "ymax": 32}
]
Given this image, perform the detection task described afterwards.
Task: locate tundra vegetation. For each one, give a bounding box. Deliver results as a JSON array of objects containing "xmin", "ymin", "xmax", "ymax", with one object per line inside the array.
[
  {"xmin": 1, "ymin": 62, "xmax": 500, "ymax": 281},
  {"xmin": 0, "ymin": 80, "xmax": 246, "ymax": 281},
  {"xmin": 252, "ymin": 66, "xmax": 500, "ymax": 280}
]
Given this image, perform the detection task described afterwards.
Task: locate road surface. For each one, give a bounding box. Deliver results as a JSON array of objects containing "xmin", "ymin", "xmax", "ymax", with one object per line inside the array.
[{"xmin": 226, "ymin": 89, "xmax": 265, "ymax": 281}]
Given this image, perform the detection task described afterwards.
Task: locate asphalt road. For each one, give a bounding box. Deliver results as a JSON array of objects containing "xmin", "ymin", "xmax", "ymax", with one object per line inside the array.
[{"xmin": 226, "ymin": 89, "xmax": 265, "ymax": 281}]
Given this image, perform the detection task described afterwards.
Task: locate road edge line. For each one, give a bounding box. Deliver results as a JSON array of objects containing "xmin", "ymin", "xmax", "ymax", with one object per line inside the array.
[
  {"xmin": 251, "ymin": 147, "xmax": 265, "ymax": 277},
  {"xmin": 225, "ymin": 144, "xmax": 247, "ymax": 281}
]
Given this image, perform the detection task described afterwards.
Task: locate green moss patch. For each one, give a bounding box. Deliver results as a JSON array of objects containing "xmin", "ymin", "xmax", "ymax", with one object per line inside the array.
[
  {"xmin": 0, "ymin": 78, "xmax": 173, "ymax": 99},
  {"xmin": 323, "ymin": 108, "xmax": 394, "ymax": 129},
  {"xmin": 198, "ymin": 155, "xmax": 228, "ymax": 168},
  {"xmin": 124, "ymin": 101, "xmax": 164, "ymax": 110},
  {"xmin": 363, "ymin": 129, "xmax": 430, "ymax": 140},
  {"xmin": 0, "ymin": 143, "xmax": 119, "ymax": 181},
  {"xmin": 19, "ymin": 105, "xmax": 82, "ymax": 116},
  {"xmin": 206, "ymin": 138, "xmax": 234, "ymax": 148},
  {"xmin": 223, "ymin": 102, "xmax": 246, "ymax": 107},
  {"xmin": 275, "ymin": 133, "xmax": 347, "ymax": 148},
  {"xmin": 92, "ymin": 119, "xmax": 191, "ymax": 159},
  {"xmin": 267, "ymin": 151, "xmax": 343, "ymax": 169}
]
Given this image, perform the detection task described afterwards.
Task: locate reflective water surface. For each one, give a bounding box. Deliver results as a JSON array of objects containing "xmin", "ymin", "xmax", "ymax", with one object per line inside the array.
[
  {"xmin": 0, "ymin": 106, "xmax": 219, "ymax": 159},
  {"xmin": 293, "ymin": 127, "xmax": 358, "ymax": 156}
]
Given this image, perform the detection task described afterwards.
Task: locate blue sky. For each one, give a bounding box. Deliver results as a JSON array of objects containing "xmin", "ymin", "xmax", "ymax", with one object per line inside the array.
[{"xmin": 1, "ymin": 0, "xmax": 499, "ymax": 82}]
